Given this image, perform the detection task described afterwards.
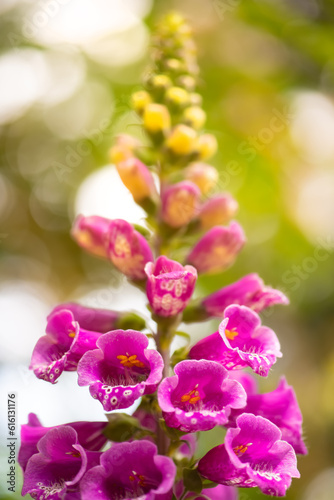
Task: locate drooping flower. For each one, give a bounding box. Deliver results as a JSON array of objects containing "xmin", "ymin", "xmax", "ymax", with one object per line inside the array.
[
  {"xmin": 198, "ymin": 413, "xmax": 300, "ymax": 496},
  {"xmin": 186, "ymin": 223, "xmax": 246, "ymax": 274},
  {"xmin": 198, "ymin": 194, "xmax": 239, "ymax": 230},
  {"xmin": 108, "ymin": 219, "xmax": 154, "ymax": 281},
  {"xmin": 18, "ymin": 413, "xmax": 108, "ymax": 472},
  {"xmin": 116, "ymin": 157, "xmax": 158, "ymax": 204},
  {"xmin": 30, "ymin": 309, "xmax": 103, "ymax": 384},
  {"xmin": 22, "ymin": 426, "xmax": 101, "ymax": 500},
  {"xmin": 202, "ymin": 273, "xmax": 289, "ymax": 317},
  {"xmin": 77, "ymin": 330, "xmax": 163, "ymax": 411},
  {"xmin": 48, "ymin": 302, "xmax": 145, "ymax": 333},
  {"xmin": 80, "ymin": 440, "xmax": 176, "ymax": 500},
  {"xmin": 158, "ymin": 360, "xmax": 246, "ymax": 432},
  {"xmin": 145, "ymin": 256, "xmax": 197, "ymax": 317},
  {"xmin": 227, "ymin": 377, "xmax": 307, "ymax": 455},
  {"xmin": 189, "ymin": 305, "xmax": 282, "ymax": 376},
  {"xmin": 71, "ymin": 215, "xmax": 111, "ymax": 259},
  {"xmin": 161, "ymin": 181, "xmax": 201, "ymax": 228}
]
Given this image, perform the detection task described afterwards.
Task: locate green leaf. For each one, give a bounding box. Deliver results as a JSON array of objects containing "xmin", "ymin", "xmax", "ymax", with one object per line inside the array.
[
  {"xmin": 170, "ymin": 346, "xmax": 189, "ymax": 367},
  {"xmin": 183, "ymin": 467, "xmax": 203, "ymax": 494},
  {"xmin": 201, "ymin": 480, "xmax": 219, "ymax": 489},
  {"xmin": 175, "ymin": 331, "xmax": 191, "ymax": 344}
]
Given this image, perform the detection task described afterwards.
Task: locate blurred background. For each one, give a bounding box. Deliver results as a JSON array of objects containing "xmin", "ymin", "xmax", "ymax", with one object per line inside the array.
[{"xmin": 0, "ymin": 0, "xmax": 333, "ymax": 498}]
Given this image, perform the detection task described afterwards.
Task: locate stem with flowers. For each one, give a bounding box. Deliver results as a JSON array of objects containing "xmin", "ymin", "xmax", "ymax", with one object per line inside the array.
[{"xmin": 19, "ymin": 12, "xmax": 306, "ymax": 500}]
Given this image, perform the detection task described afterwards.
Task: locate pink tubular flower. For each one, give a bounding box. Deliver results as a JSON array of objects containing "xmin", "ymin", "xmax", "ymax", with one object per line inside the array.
[
  {"xmin": 116, "ymin": 157, "xmax": 158, "ymax": 203},
  {"xmin": 186, "ymin": 222, "xmax": 246, "ymax": 274},
  {"xmin": 198, "ymin": 194, "xmax": 239, "ymax": 230},
  {"xmin": 145, "ymin": 256, "xmax": 197, "ymax": 317},
  {"xmin": 80, "ymin": 440, "xmax": 176, "ymax": 500},
  {"xmin": 161, "ymin": 181, "xmax": 201, "ymax": 228},
  {"xmin": 202, "ymin": 273, "xmax": 289, "ymax": 316},
  {"xmin": 227, "ymin": 377, "xmax": 307, "ymax": 455},
  {"xmin": 198, "ymin": 414, "xmax": 300, "ymax": 496},
  {"xmin": 189, "ymin": 305, "xmax": 282, "ymax": 376},
  {"xmin": 158, "ymin": 360, "xmax": 246, "ymax": 433},
  {"xmin": 108, "ymin": 219, "xmax": 154, "ymax": 280},
  {"xmin": 77, "ymin": 330, "xmax": 163, "ymax": 411},
  {"xmin": 71, "ymin": 215, "xmax": 111, "ymax": 259}
]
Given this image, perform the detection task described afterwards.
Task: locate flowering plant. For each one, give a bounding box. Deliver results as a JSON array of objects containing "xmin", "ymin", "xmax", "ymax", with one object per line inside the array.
[{"xmin": 20, "ymin": 12, "xmax": 306, "ymax": 499}]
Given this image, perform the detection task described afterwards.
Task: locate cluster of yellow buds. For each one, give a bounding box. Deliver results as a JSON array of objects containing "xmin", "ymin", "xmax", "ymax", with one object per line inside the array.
[{"xmin": 109, "ymin": 12, "xmax": 236, "ymax": 252}]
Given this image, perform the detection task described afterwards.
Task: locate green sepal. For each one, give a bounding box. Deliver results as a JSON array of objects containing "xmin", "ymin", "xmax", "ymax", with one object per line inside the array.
[
  {"xmin": 183, "ymin": 467, "xmax": 203, "ymax": 494},
  {"xmin": 201, "ymin": 480, "xmax": 219, "ymax": 489},
  {"xmin": 159, "ymin": 418, "xmax": 187, "ymax": 441},
  {"xmin": 116, "ymin": 312, "xmax": 146, "ymax": 331},
  {"xmin": 104, "ymin": 413, "xmax": 153, "ymax": 442},
  {"xmin": 182, "ymin": 302, "xmax": 210, "ymax": 323},
  {"xmin": 170, "ymin": 345, "xmax": 189, "ymax": 367}
]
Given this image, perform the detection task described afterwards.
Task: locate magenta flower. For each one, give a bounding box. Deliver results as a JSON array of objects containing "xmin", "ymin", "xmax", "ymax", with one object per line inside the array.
[
  {"xmin": 161, "ymin": 181, "xmax": 201, "ymax": 228},
  {"xmin": 108, "ymin": 219, "xmax": 154, "ymax": 280},
  {"xmin": 158, "ymin": 360, "xmax": 246, "ymax": 432},
  {"xmin": 198, "ymin": 413, "xmax": 300, "ymax": 496},
  {"xmin": 80, "ymin": 440, "xmax": 176, "ymax": 500},
  {"xmin": 71, "ymin": 215, "xmax": 111, "ymax": 259},
  {"xmin": 198, "ymin": 194, "xmax": 238, "ymax": 230},
  {"xmin": 30, "ymin": 309, "xmax": 103, "ymax": 384},
  {"xmin": 189, "ymin": 305, "xmax": 282, "ymax": 376},
  {"xmin": 228, "ymin": 377, "xmax": 307, "ymax": 455},
  {"xmin": 22, "ymin": 426, "xmax": 101, "ymax": 499},
  {"xmin": 19, "ymin": 413, "xmax": 107, "ymax": 472},
  {"xmin": 48, "ymin": 303, "xmax": 121, "ymax": 333},
  {"xmin": 145, "ymin": 256, "xmax": 197, "ymax": 317},
  {"xmin": 186, "ymin": 222, "xmax": 246, "ymax": 274},
  {"xmin": 202, "ymin": 273, "xmax": 289, "ymax": 317},
  {"xmin": 77, "ymin": 330, "xmax": 163, "ymax": 411}
]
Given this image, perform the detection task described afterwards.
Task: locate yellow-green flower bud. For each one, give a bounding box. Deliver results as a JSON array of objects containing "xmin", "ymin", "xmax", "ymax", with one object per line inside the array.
[
  {"xmin": 176, "ymin": 75, "xmax": 196, "ymax": 91},
  {"xmin": 143, "ymin": 103, "xmax": 171, "ymax": 134},
  {"xmin": 109, "ymin": 135, "xmax": 140, "ymax": 165},
  {"xmin": 184, "ymin": 162, "xmax": 219, "ymax": 194},
  {"xmin": 183, "ymin": 106, "xmax": 206, "ymax": 130},
  {"xmin": 165, "ymin": 86, "xmax": 190, "ymax": 109},
  {"xmin": 149, "ymin": 74, "xmax": 172, "ymax": 92},
  {"xmin": 131, "ymin": 90, "xmax": 152, "ymax": 114},
  {"xmin": 189, "ymin": 92, "xmax": 203, "ymax": 107},
  {"xmin": 166, "ymin": 124, "xmax": 197, "ymax": 156},
  {"xmin": 196, "ymin": 134, "xmax": 218, "ymax": 160},
  {"xmin": 165, "ymin": 58, "xmax": 184, "ymax": 74}
]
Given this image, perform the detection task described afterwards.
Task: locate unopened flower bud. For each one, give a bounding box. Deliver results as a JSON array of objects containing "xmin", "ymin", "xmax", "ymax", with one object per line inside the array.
[
  {"xmin": 166, "ymin": 124, "xmax": 197, "ymax": 155},
  {"xmin": 183, "ymin": 106, "xmax": 206, "ymax": 130},
  {"xmin": 161, "ymin": 181, "xmax": 201, "ymax": 228},
  {"xmin": 109, "ymin": 134, "xmax": 140, "ymax": 165},
  {"xmin": 116, "ymin": 157, "xmax": 157, "ymax": 203},
  {"xmin": 184, "ymin": 162, "xmax": 218, "ymax": 194},
  {"xmin": 198, "ymin": 194, "xmax": 239, "ymax": 229},
  {"xmin": 196, "ymin": 133, "xmax": 218, "ymax": 160},
  {"xmin": 176, "ymin": 75, "xmax": 196, "ymax": 91},
  {"xmin": 189, "ymin": 92, "xmax": 203, "ymax": 107},
  {"xmin": 165, "ymin": 58, "xmax": 184, "ymax": 74},
  {"xmin": 71, "ymin": 215, "xmax": 110, "ymax": 259},
  {"xmin": 165, "ymin": 86, "xmax": 190, "ymax": 109},
  {"xmin": 186, "ymin": 222, "xmax": 246, "ymax": 274},
  {"xmin": 149, "ymin": 74, "xmax": 172, "ymax": 93},
  {"xmin": 131, "ymin": 90, "xmax": 152, "ymax": 114},
  {"xmin": 143, "ymin": 103, "xmax": 171, "ymax": 134}
]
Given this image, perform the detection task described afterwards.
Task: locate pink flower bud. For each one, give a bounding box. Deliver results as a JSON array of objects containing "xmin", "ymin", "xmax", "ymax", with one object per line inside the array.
[
  {"xmin": 116, "ymin": 158, "xmax": 158, "ymax": 203},
  {"xmin": 198, "ymin": 194, "xmax": 239, "ymax": 229},
  {"xmin": 161, "ymin": 181, "xmax": 201, "ymax": 228},
  {"xmin": 71, "ymin": 215, "xmax": 110, "ymax": 259},
  {"xmin": 108, "ymin": 219, "xmax": 153, "ymax": 280},
  {"xmin": 145, "ymin": 256, "xmax": 197, "ymax": 317},
  {"xmin": 187, "ymin": 222, "xmax": 246, "ymax": 274}
]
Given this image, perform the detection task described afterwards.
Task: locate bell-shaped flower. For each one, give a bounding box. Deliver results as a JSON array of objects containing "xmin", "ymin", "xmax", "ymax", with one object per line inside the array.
[
  {"xmin": 108, "ymin": 219, "xmax": 153, "ymax": 280},
  {"xmin": 158, "ymin": 360, "xmax": 246, "ymax": 433},
  {"xmin": 145, "ymin": 256, "xmax": 197, "ymax": 317},
  {"xmin": 116, "ymin": 157, "xmax": 158, "ymax": 204},
  {"xmin": 161, "ymin": 181, "xmax": 201, "ymax": 228},
  {"xmin": 77, "ymin": 330, "xmax": 163, "ymax": 411},
  {"xmin": 186, "ymin": 223, "xmax": 246, "ymax": 274},
  {"xmin": 227, "ymin": 377, "xmax": 307, "ymax": 455},
  {"xmin": 198, "ymin": 194, "xmax": 238, "ymax": 230},
  {"xmin": 80, "ymin": 440, "xmax": 176, "ymax": 500},
  {"xmin": 189, "ymin": 305, "xmax": 282, "ymax": 376},
  {"xmin": 22, "ymin": 426, "xmax": 101, "ymax": 499},
  {"xmin": 30, "ymin": 309, "xmax": 103, "ymax": 384},
  {"xmin": 71, "ymin": 215, "xmax": 111, "ymax": 259},
  {"xmin": 19, "ymin": 413, "xmax": 107, "ymax": 472},
  {"xmin": 202, "ymin": 273, "xmax": 289, "ymax": 317},
  {"xmin": 198, "ymin": 413, "xmax": 300, "ymax": 496}
]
